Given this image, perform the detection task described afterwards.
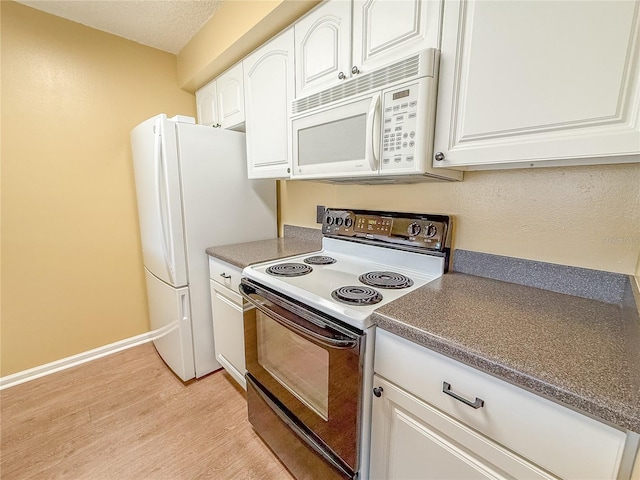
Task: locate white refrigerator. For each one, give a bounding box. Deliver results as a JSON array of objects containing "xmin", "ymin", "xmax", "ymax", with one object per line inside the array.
[{"xmin": 130, "ymin": 114, "xmax": 276, "ymax": 381}]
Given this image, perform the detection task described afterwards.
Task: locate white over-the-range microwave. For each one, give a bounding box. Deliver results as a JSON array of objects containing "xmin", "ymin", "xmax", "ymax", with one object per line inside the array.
[{"xmin": 290, "ymin": 49, "xmax": 462, "ymax": 183}]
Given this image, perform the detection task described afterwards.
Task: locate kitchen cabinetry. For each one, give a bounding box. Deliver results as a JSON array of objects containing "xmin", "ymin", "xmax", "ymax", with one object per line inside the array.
[
  {"xmin": 370, "ymin": 329, "xmax": 633, "ymax": 479},
  {"xmin": 195, "ymin": 63, "xmax": 245, "ymax": 129},
  {"xmin": 295, "ymin": 0, "xmax": 442, "ymax": 98},
  {"xmin": 208, "ymin": 257, "xmax": 246, "ymax": 389},
  {"xmin": 243, "ymin": 28, "xmax": 295, "ymax": 179},
  {"xmin": 432, "ymin": 0, "xmax": 640, "ymax": 170}
]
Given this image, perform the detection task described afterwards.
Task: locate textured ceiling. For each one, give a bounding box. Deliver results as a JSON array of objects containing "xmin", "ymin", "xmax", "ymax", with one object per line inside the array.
[{"xmin": 15, "ymin": 0, "xmax": 226, "ymax": 54}]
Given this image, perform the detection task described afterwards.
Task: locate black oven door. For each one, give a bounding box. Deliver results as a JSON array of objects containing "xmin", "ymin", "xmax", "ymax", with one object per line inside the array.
[{"xmin": 239, "ymin": 279, "xmax": 364, "ymax": 479}]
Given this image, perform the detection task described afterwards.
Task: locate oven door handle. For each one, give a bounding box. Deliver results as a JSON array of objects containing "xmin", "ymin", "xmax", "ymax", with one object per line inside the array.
[{"xmin": 239, "ymin": 284, "xmax": 359, "ymax": 350}]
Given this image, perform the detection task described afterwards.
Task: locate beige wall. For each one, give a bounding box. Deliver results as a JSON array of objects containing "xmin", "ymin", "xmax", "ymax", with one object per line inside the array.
[
  {"xmin": 280, "ymin": 163, "xmax": 640, "ymax": 275},
  {"xmin": 0, "ymin": 2, "xmax": 196, "ymax": 376}
]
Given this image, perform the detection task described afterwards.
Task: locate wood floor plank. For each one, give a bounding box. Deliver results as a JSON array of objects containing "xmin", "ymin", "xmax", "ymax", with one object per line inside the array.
[{"xmin": 1, "ymin": 344, "xmax": 294, "ymax": 480}]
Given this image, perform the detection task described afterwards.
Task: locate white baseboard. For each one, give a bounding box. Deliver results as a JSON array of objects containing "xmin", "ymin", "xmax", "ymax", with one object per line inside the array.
[{"xmin": 0, "ymin": 332, "xmax": 154, "ymax": 391}]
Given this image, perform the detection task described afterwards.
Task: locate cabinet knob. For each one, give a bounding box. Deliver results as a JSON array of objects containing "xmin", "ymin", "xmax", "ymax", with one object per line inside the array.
[
  {"xmin": 213, "ymin": 123, "xmax": 221, "ymax": 128},
  {"xmin": 351, "ymin": 66, "xmax": 360, "ymax": 75},
  {"xmin": 434, "ymin": 152, "xmax": 445, "ymax": 162},
  {"xmin": 372, "ymin": 386, "xmax": 384, "ymax": 397},
  {"xmin": 338, "ymin": 71, "xmax": 346, "ymax": 80}
]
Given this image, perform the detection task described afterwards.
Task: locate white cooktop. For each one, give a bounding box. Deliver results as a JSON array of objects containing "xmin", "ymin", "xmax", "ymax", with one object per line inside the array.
[{"xmin": 242, "ymin": 237, "xmax": 445, "ymax": 330}]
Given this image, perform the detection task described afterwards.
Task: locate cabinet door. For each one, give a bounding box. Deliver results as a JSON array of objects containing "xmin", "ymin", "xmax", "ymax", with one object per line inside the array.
[
  {"xmin": 210, "ymin": 281, "xmax": 246, "ymax": 389},
  {"xmin": 195, "ymin": 79, "xmax": 218, "ymax": 127},
  {"xmin": 351, "ymin": 0, "xmax": 441, "ymax": 75},
  {"xmin": 294, "ymin": 0, "xmax": 352, "ymax": 98},
  {"xmin": 217, "ymin": 63, "xmax": 245, "ymax": 129},
  {"xmin": 243, "ymin": 28, "xmax": 295, "ymax": 179},
  {"xmin": 433, "ymin": 0, "xmax": 640, "ymax": 169},
  {"xmin": 369, "ymin": 375, "xmax": 554, "ymax": 480}
]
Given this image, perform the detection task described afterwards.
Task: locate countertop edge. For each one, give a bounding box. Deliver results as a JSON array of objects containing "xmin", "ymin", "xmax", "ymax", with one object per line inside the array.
[{"xmin": 372, "ymin": 310, "xmax": 640, "ymax": 433}]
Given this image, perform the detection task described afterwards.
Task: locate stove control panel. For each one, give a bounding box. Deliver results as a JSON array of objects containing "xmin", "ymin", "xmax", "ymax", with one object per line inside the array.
[{"xmin": 322, "ymin": 209, "xmax": 452, "ymax": 253}]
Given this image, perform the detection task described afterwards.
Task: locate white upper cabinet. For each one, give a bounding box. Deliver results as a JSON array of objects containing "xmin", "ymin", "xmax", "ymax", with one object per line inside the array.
[
  {"xmin": 195, "ymin": 79, "xmax": 218, "ymax": 127},
  {"xmin": 195, "ymin": 63, "xmax": 245, "ymax": 130},
  {"xmin": 216, "ymin": 63, "xmax": 245, "ymax": 129},
  {"xmin": 243, "ymin": 28, "xmax": 295, "ymax": 179},
  {"xmin": 295, "ymin": 0, "xmax": 352, "ymax": 98},
  {"xmin": 351, "ymin": 0, "xmax": 441, "ymax": 74},
  {"xmin": 433, "ymin": 0, "xmax": 640, "ymax": 170},
  {"xmin": 294, "ymin": 0, "xmax": 442, "ymax": 98}
]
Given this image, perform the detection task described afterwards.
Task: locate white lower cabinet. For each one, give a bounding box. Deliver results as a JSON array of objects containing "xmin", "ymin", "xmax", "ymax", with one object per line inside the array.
[
  {"xmin": 370, "ymin": 329, "xmax": 632, "ymax": 480},
  {"xmin": 370, "ymin": 375, "xmax": 552, "ymax": 480},
  {"xmin": 208, "ymin": 257, "xmax": 246, "ymax": 389}
]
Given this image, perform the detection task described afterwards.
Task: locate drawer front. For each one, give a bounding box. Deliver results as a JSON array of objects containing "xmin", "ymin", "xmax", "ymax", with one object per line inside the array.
[
  {"xmin": 209, "ymin": 256, "xmax": 242, "ymax": 294},
  {"xmin": 374, "ymin": 329, "xmax": 627, "ymax": 480}
]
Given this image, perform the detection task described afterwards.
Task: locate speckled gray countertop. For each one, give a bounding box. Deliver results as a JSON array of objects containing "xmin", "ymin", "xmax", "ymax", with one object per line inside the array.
[
  {"xmin": 205, "ymin": 229, "xmax": 322, "ymax": 269},
  {"xmin": 372, "ymin": 272, "xmax": 640, "ymax": 433}
]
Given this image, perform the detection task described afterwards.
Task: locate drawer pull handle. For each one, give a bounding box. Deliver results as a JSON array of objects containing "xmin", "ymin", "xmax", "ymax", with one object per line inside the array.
[
  {"xmin": 220, "ymin": 273, "xmax": 231, "ymax": 279},
  {"xmin": 442, "ymin": 382, "xmax": 485, "ymax": 409}
]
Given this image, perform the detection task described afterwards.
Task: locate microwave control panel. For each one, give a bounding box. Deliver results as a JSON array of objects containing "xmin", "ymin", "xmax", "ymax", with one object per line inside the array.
[{"xmin": 382, "ymin": 82, "xmax": 421, "ymax": 171}]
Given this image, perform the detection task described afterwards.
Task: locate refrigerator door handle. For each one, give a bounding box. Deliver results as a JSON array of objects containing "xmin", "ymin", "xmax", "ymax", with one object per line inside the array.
[{"xmin": 154, "ymin": 119, "xmax": 176, "ymax": 284}]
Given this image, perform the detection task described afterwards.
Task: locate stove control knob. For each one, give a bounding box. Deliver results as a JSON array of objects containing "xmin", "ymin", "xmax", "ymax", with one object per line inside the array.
[
  {"xmin": 335, "ymin": 217, "xmax": 343, "ymax": 227},
  {"xmin": 407, "ymin": 222, "xmax": 421, "ymax": 237},
  {"xmin": 425, "ymin": 224, "xmax": 437, "ymax": 238},
  {"xmin": 325, "ymin": 216, "xmax": 334, "ymax": 225},
  {"xmin": 345, "ymin": 217, "xmax": 353, "ymax": 228}
]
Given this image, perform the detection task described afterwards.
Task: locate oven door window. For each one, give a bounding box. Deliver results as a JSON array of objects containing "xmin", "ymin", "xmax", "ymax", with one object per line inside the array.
[{"xmin": 257, "ymin": 311, "xmax": 329, "ymax": 419}]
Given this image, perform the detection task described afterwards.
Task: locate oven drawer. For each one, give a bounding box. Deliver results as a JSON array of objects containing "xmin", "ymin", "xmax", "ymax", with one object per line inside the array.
[
  {"xmin": 208, "ymin": 256, "xmax": 242, "ymax": 293},
  {"xmin": 374, "ymin": 329, "xmax": 627, "ymax": 480}
]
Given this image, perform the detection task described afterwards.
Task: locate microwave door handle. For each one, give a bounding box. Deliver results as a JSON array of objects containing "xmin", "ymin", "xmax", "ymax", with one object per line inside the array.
[
  {"xmin": 239, "ymin": 284, "xmax": 358, "ymax": 350},
  {"xmin": 366, "ymin": 93, "xmax": 381, "ymax": 171}
]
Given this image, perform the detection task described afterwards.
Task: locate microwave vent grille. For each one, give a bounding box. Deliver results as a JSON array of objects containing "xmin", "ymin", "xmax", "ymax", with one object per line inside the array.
[{"xmin": 292, "ymin": 53, "xmax": 422, "ymax": 115}]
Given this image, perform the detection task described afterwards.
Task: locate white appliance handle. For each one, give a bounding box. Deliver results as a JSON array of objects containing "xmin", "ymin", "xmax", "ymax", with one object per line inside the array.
[
  {"xmin": 366, "ymin": 93, "xmax": 381, "ymax": 171},
  {"xmin": 153, "ymin": 119, "xmax": 175, "ymax": 284}
]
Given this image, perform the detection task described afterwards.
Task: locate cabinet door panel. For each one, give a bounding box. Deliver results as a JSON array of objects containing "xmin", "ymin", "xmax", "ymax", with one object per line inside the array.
[
  {"xmin": 434, "ymin": 0, "xmax": 640, "ymax": 168},
  {"xmin": 195, "ymin": 79, "xmax": 218, "ymax": 127},
  {"xmin": 243, "ymin": 29, "xmax": 295, "ymax": 179},
  {"xmin": 352, "ymin": 0, "xmax": 441, "ymax": 74},
  {"xmin": 295, "ymin": 0, "xmax": 352, "ymax": 97},
  {"xmin": 210, "ymin": 281, "xmax": 246, "ymax": 389},
  {"xmin": 217, "ymin": 63, "xmax": 245, "ymax": 129},
  {"xmin": 369, "ymin": 375, "xmax": 554, "ymax": 480}
]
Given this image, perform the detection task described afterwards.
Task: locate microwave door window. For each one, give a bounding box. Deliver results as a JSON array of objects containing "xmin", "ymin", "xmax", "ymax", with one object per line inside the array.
[{"xmin": 297, "ymin": 114, "xmax": 367, "ymax": 166}]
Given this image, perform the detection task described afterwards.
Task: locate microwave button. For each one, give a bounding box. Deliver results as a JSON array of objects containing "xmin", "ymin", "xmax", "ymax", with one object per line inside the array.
[
  {"xmin": 397, "ymin": 115, "xmax": 404, "ymax": 121},
  {"xmin": 408, "ymin": 112, "xmax": 417, "ymax": 119},
  {"xmin": 401, "ymin": 103, "xmax": 408, "ymax": 109},
  {"xmin": 403, "ymin": 133, "xmax": 408, "ymax": 139},
  {"xmin": 403, "ymin": 142, "xmax": 408, "ymax": 148},
  {"xmin": 407, "ymin": 155, "xmax": 414, "ymax": 162},
  {"xmin": 394, "ymin": 156, "xmax": 402, "ymax": 163},
  {"xmin": 384, "ymin": 128, "xmax": 391, "ymax": 133},
  {"xmin": 383, "ymin": 158, "xmax": 390, "ymax": 164},
  {"xmin": 385, "ymin": 107, "xmax": 392, "ymax": 113},
  {"xmin": 409, "ymin": 141, "xmax": 415, "ymax": 147},
  {"xmin": 410, "ymin": 131, "xmax": 415, "ymax": 138},
  {"xmin": 410, "ymin": 101, "xmax": 417, "ymax": 108},
  {"xmin": 393, "ymin": 105, "xmax": 400, "ymax": 111},
  {"xmin": 395, "ymin": 126, "xmax": 402, "ymax": 131},
  {"xmin": 384, "ymin": 118, "xmax": 392, "ymax": 124}
]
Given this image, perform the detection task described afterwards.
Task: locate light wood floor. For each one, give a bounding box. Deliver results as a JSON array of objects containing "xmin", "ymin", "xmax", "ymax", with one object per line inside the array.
[{"xmin": 0, "ymin": 343, "xmax": 294, "ymax": 480}]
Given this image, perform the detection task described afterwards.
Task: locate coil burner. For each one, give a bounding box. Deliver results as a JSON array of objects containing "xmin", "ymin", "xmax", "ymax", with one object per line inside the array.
[
  {"xmin": 304, "ymin": 256, "xmax": 337, "ymax": 265},
  {"xmin": 359, "ymin": 271, "xmax": 414, "ymax": 289},
  {"xmin": 331, "ymin": 286, "xmax": 383, "ymax": 306},
  {"xmin": 266, "ymin": 263, "xmax": 313, "ymax": 277}
]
